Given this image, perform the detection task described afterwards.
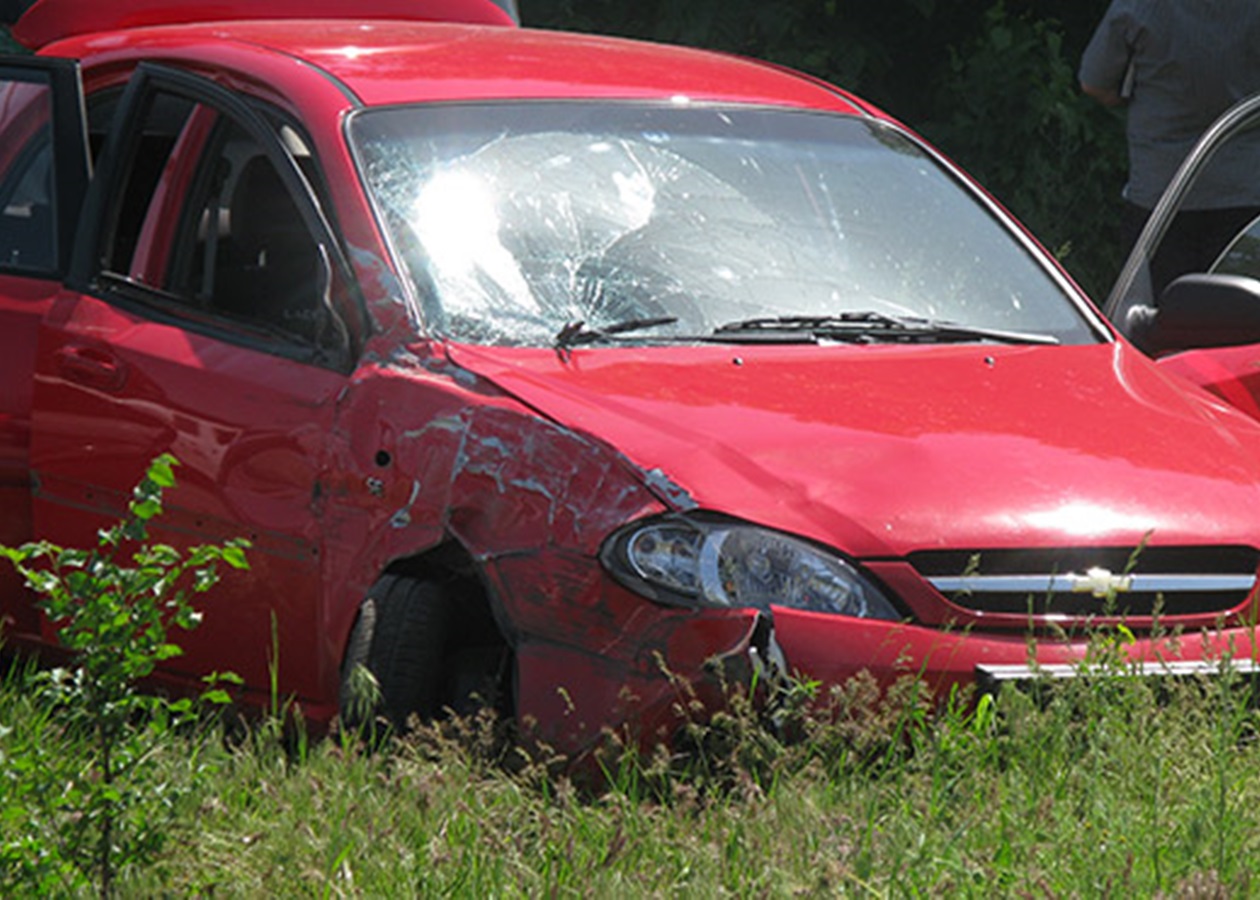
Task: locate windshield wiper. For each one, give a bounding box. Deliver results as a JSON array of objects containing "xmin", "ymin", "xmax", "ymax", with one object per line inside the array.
[
  {"xmin": 712, "ymin": 312, "xmax": 1059, "ymax": 346},
  {"xmin": 554, "ymin": 316, "xmax": 679, "ymax": 354}
]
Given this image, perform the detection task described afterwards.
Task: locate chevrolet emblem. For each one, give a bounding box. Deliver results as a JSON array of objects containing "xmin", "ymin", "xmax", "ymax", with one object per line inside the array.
[{"xmin": 1070, "ymin": 567, "xmax": 1134, "ymax": 598}]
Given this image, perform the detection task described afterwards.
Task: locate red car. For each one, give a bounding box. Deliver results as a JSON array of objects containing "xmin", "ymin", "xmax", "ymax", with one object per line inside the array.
[{"xmin": 4, "ymin": 0, "xmax": 1260, "ymax": 755}]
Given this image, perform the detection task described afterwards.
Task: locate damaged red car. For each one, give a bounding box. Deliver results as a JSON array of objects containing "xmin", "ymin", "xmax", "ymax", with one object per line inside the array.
[{"xmin": 4, "ymin": 0, "xmax": 1260, "ymax": 756}]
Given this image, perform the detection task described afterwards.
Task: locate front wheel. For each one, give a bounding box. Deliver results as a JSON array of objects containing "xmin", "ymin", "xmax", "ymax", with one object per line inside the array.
[{"xmin": 339, "ymin": 574, "xmax": 451, "ymax": 732}]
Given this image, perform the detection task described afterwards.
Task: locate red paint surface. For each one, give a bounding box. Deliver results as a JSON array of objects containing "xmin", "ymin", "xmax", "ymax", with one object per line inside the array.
[
  {"xmin": 43, "ymin": 22, "xmax": 866, "ymax": 112},
  {"xmin": 1157, "ymin": 345, "xmax": 1260, "ymax": 423},
  {"xmin": 449, "ymin": 341, "xmax": 1260, "ymax": 557},
  {"xmin": 13, "ymin": 0, "xmax": 516, "ymax": 49}
]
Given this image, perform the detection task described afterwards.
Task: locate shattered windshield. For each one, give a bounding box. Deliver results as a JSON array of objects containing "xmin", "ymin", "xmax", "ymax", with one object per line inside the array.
[{"xmin": 349, "ymin": 102, "xmax": 1100, "ymax": 346}]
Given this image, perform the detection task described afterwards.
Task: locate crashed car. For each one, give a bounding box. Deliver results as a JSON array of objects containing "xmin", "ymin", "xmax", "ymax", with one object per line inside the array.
[{"xmin": 4, "ymin": 0, "xmax": 1260, "ymax": 756}]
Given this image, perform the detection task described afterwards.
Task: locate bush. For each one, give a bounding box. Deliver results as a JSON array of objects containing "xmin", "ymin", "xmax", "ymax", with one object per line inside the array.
[{"xmin": 0, "ymin": 455, "xmax": 248, "ymax": 897}]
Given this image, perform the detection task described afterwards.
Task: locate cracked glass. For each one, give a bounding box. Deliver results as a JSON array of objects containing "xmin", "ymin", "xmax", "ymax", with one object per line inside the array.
[{"xmin": 350, "ymin": 102, "xmax": 1098, "ymax": 346}]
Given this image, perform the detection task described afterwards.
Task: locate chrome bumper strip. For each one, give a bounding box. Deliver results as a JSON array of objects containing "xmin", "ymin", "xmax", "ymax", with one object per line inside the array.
[{"xmin": 977, "ymin": 657, "xmax": 1260, "ymax": 684}]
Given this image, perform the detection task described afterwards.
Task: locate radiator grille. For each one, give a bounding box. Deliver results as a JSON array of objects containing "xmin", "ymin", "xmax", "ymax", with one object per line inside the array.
[{"xmin": 909, "ymin": 546, "xmax": 1259, "ymax": 618}]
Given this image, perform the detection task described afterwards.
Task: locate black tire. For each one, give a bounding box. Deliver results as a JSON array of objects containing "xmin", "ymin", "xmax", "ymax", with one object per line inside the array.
[{"xmin": 339, "ymin": 574, "xmax": 451, "ymax": 733}]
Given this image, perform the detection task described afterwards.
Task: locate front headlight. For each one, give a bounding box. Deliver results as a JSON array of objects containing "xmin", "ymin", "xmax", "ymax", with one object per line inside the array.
[{"xmin": 601, "ymin": 515, "xmax": 901, "ymax": 620}]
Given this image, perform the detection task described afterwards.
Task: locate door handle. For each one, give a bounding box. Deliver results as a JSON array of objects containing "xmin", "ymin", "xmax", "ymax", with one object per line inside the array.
[{"xmin": 54, "ymin": 344, "xmax": 128, "ymax": 393}]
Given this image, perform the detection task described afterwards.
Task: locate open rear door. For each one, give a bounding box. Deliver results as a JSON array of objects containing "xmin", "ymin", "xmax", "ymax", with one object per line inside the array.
[{"xmin": 0, "ymin": 55, "xmax": 89, "ymax": 641}]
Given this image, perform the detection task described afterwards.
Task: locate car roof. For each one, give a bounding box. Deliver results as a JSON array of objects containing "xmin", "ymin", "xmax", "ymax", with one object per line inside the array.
[
  {"xmin": 10, "ymin": 0, "xmax": 518, "ymax": 47},
  {"xmin": 42, "ymin": 20, "xmax": 871, "ymax": 114}
]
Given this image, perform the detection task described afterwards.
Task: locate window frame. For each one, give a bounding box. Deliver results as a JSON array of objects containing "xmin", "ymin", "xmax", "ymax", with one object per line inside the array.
[{"xmin": 70, "ymin": 62, "xmax": 363, "ymax": 372}]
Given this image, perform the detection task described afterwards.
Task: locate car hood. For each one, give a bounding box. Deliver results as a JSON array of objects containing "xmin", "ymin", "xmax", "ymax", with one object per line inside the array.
[{"xmin": 445, "ymin": 340, "xmax": 1260, "ymax": 557}]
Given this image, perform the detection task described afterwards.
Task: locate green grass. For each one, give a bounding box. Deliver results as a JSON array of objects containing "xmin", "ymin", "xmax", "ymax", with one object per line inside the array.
[{"xmin": 5, "ymin": 652, "xmax": 1260, "ymax": 897}]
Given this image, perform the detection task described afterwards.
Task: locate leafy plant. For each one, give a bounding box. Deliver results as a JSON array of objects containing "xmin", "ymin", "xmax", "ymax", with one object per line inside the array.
[{"xmin": 0, "ymin": 454, "xmax": 248, "ymax": 897}]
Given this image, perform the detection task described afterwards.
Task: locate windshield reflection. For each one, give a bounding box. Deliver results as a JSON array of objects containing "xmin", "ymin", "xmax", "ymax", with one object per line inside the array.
[{"xmin": 350, "ymin": 103, "xmax": 1098, "ymax": 347}]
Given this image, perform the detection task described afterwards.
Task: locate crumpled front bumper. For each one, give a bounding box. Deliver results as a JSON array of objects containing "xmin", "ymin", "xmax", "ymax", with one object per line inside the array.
[{"xmin": 513, "ymin": 599, "xmax": 1260, "ymax": 758}]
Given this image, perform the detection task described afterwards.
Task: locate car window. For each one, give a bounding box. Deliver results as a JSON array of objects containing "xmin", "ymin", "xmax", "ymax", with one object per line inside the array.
[
  {"xmin": 1209, "ymin": 214, "xmax": 1260, "ymax": 280},
  {"xmin": 0, "ymin": 59, "xmax": 91, "ymax": 279},
  {"xmin": 0, "ymin": 132, "xmax": 54, "ymax": 272},
  {"xmin": 0, "ymin": 77, "xmax": 58, "ymax": 273},
  {"xmin": 165, "ymin": 118, "xmax": 327, "ymax": 342},
  {"xmin": 95, "ymin": 84, "xmax": 336, "ymax": 348},
  {"xmin": 100, "ymin": 91, "xmax": 196, "ymax": 277}
]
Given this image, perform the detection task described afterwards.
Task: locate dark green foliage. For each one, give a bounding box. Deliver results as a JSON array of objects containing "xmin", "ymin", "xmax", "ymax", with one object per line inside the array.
[{"xmin": 923, "ymin": 4, "xmax": 1128, "ymax": 299}]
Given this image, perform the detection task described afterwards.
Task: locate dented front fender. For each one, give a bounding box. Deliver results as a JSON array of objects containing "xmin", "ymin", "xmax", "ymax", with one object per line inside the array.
[{"xmin": 317, "ymin": 339, "xmax": 719, "ymax": 737}]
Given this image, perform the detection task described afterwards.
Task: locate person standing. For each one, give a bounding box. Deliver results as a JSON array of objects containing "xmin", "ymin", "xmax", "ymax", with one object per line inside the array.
[{"xmin": 1080, "ymin": 0, "xmax": 1260, "ymax": 297}]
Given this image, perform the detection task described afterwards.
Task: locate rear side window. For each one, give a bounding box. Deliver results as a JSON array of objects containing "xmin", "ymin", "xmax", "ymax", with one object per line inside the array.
[{"xmin": 0, "ymin": 125, "xmax": 54, "ymax": 271}]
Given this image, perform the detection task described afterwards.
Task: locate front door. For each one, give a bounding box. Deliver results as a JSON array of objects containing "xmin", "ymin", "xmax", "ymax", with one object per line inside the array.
[{"xmin": 30, "ymin": 63, "xmax": 358, "ymax": 705}]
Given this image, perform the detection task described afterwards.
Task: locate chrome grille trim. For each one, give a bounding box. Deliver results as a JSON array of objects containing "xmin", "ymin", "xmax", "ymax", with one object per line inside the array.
[{"xmin": 910, "ymin": 546, "xmax": 1260, "ymax": 618}]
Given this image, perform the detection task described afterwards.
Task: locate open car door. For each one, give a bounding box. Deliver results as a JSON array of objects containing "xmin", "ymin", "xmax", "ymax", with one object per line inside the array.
[
  {"xmin": 1105, "ymin": 93, "xmax": 1260, "ymax": 419},
  {"xmin": 0, "ymin": 55, "xmax": 89, "ymax": 642}
]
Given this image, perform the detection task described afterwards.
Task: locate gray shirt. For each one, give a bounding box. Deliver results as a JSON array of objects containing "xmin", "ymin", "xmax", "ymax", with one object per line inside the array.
[{"xmin": 1079, "ymin": 0, "xmax": 1260, "ymax": 209}]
